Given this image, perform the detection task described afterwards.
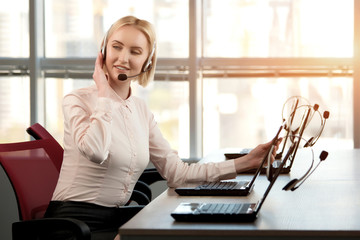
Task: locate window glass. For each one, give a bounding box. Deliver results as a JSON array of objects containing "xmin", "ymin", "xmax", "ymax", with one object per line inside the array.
[
  {"xmin": 0, "ymin": 0, "xmax": 28, "ymax": 57},
  {"xmin": 0, "ymin": 77, "xmax": 30, "ymax": 143},
  {"xmin": 203, "ymin": 0, "xmax": 353, "ymax": 57},
  {"xmin": 44, "ymin": 78, "xmax": 190, "ymax": 158},
  {"xmin": 202, "ymin": 77, "xmax": 352, "ymax": 156},
  {"xmin": 44, "ymin": 0, "xmax": 188, "ymax": 58}
]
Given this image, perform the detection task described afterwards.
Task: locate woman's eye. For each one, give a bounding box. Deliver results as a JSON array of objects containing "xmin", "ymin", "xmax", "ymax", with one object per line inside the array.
[{"xmin": 113, "ymin": 45, "xmax": 122, "ymax": 50}]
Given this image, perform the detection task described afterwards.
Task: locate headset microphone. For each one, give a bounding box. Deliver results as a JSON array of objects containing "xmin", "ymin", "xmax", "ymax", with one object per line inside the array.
[{"xmin": 118, "ymin": 72, "xmax": 143, "ymax": 81}]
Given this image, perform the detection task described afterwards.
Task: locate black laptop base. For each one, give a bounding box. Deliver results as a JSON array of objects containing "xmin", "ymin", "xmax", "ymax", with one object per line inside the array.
[
  {"xmin": 175, "ymin": 182, "xmax": 254, "ymax": 196},
  {"xmin": 171, "ymin": 203, "xmax": 258, "ymax": 222},
  {"xmin": 171, "ymin": 212, "xmax": 258, "ymax": 222},
  {"xmin": 241, "ymin": 165, "xmax": 291, "ymax": 174}
]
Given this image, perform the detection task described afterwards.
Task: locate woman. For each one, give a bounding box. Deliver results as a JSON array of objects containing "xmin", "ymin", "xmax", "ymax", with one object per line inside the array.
[{"xmin": 45, "ymin": 16, "xmax": 280, "ymax": 240}]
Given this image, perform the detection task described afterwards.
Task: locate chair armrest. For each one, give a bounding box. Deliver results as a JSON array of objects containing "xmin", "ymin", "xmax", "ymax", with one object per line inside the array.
[
  {"xmin": 126, "ymin": 189, "xmax": 150, "ymax": 206},
  {"xmin": 133, "ymin": 181, "xmax": 152, "ymax": 201},
  {"xmin": 138, "ymin": 168, "xmax": 165, "ymax": 185},
  {"xmin": 12, "ymin": 218, "xmax": 91, "ymax": 240}
]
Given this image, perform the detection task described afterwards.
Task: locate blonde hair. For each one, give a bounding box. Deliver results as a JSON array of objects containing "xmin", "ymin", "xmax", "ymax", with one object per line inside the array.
[{"xmin": 101, "ymin": 16, "xmax": 157, "ymax": 87}]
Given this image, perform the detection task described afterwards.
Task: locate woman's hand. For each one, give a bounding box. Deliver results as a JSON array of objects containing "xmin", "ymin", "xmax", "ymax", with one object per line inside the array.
[
  {"xmin": 234, "ymin": 138, "xmax": 282, "ymax": 173},
  {"xmin": 93, "ymin": 51, "xmax": 112, "ymax": 97}
]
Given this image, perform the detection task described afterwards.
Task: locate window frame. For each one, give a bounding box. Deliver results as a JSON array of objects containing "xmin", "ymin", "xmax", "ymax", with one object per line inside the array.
[{"xmin": 0, "ymin": 0, "xmax": 359, "ymax": 158}]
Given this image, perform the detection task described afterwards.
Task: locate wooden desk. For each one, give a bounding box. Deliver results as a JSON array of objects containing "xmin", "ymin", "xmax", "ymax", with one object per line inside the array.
[{"xmin": 119, "ymin": 149, "xmax": 360, "ymax": 240}]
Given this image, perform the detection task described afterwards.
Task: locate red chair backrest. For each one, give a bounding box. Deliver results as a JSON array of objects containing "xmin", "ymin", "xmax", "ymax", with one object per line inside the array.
[
  {"xmin": 26, "ymin": 123, "xmax": 64, "ymax": 172},
  {"xmin": 0, "ymin": 139, "xmax": 60, "ymax": 221}
]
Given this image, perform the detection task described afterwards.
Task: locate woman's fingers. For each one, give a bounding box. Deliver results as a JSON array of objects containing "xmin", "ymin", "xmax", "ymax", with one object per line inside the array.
[{"xmin": 93, "ymin": 52, "xmax": 111, "ymax": 97}]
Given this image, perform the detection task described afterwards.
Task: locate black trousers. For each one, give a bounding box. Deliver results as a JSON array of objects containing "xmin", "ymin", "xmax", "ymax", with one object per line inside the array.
[{"xmin": 44, "ymin": 201, "xmax": 143, "ymax": 240}]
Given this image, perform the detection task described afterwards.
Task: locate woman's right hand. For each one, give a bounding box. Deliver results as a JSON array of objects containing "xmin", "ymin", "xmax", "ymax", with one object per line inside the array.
[
  {"xmin": 93, "ymin": 51, "xmax": 112, "ymax": 97},
  {"xmin": 233, "ymin": 138, "xmax": 282, "ymax": 173}
]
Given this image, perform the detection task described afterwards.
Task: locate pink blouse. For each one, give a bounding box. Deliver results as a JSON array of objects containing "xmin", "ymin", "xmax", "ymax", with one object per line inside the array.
[{"xmin": 52, "ymin": 85, "xmax": 236, "ymax": 207}]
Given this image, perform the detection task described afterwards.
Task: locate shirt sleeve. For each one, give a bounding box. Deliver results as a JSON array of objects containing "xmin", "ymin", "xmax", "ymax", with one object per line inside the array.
[
  {"xmin": 63, "ymin": 93, "xmax": 113, "ymax": 164},
  {"xmin": 147, "ymin": 111, "xmax": 237, "ymax": 188}
]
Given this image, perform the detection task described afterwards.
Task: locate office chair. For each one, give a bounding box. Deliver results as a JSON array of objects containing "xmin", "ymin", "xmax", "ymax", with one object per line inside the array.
[
  {"xmin": 0, "ymin": 137, "xmax": 154, "ymax": 239},
  {"xmin": 26, "ymin": 123, "xmax": 165, "ymax": 204},
  {"xmin": 0, "ymin": 139, "xmax": 91, "ymax": 240}
]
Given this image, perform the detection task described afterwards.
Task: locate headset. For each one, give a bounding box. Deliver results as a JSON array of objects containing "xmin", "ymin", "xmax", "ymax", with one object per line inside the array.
[
  {"xmin": 266, "ymin": 96, "xmax": 329, "ymax": 189},
  {"xmin": 266, "ymin": 132, "xmax": 329, "ymax": 191},
  {"xmin": 282, "ymin": 149, "xmax": 328, "ymax": 191},
  {"xmin": 303, "ymin": 110, "xmax": 330, "ymax": 147},
  {"xmin": 101, "ymin": 27, "xmax": 156, "ymax": 80},
  {"xmin": 278, "ymin": 96, "xmax": 330, "ymax": 168}
]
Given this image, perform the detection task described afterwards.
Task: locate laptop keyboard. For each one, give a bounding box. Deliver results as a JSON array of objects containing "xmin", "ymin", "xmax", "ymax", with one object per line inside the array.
[
  {"xmin": 195, "ymin": 181, "xmax": 247, "ymax": 190},
  {"xmin": 197, "ymin": 203, "xmax": 246, "ymax": 214}
]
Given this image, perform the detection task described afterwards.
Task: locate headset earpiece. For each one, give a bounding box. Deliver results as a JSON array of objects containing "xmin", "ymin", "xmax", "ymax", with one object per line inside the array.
[
  {"xmin": 101, "ymin": 29, "xmax": 109, "ymax": 60},
  {"xmin": 142, "ymin": 41, "xmax": 156, "ymax": 72}
]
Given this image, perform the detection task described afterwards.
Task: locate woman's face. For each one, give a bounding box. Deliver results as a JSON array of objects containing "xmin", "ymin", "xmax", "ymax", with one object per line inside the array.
[{"xmin": 104, "ymin": 25, "xmax": 149, "ymax": 83}]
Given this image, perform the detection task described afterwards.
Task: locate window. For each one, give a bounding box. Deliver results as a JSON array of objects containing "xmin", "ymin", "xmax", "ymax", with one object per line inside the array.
[
  {"xmin": 44, "ymin": 0, "xmax": 189, "ymax": 58},
  {"xmin": 0, "ymin": 0, "xmax": 29, "ymax": 142},
  {"xmin": 203, "ymin": 77, "xmax": 352, "ymax": 156},
  {"xmin": 0, "ymin": 0, "xmax": 29, "ymax": 57},
  {"xmin": 203, "ymin": 0, "xmax": 353, "ymax": 57},
  {"xmin": 0, "ymin": 0, "xmax": 358, "ymax": 160},
  {"xmin": 0, "ymin": 77, "xmax": 30, "ymax": 143}
]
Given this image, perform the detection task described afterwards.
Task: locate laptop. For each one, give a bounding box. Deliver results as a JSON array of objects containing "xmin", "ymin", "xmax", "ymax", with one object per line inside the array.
[
  {"xmin": 174, "ymin": 122, "xmax": 285, "ymax": 197},
  {"xmin": 171, "ymin": 142, "xmax": 296, "ymax": 222}
]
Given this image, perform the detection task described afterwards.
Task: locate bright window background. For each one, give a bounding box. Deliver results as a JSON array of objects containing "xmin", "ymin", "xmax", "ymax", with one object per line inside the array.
[
  {"xmin": 0, "ymin": 77, "xmax": 30, "ymax": 142},
  {"xmin": 0, "ymin": 0, "xmax": 355, "ymax": 159},
  {"xmin": 203, "ymin": 0, "xmax": 353, "ymax": 57},
  {"xmin": 133, "ymin": 82, "xmax": 190, "ymax": 157},
  {"xmin": 44, "ymin": 0, "xmax": 189, "ymax": 58},
  {"xmin": 0, "ymin": 0, "xmax": 29, "ymax": 142},
  {"xmin": 203, "ymin": 77, "xmax": 352, "ymax": 156},
  {"xmin": 0, "ymin": 0, "xmax": 28, "ymax": 57}
]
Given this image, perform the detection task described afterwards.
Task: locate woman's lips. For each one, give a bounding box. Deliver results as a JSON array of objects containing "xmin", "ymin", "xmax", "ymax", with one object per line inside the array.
[{"xmin": 115, "ymin": 66, "xmax": 127, "ymax": 71}]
